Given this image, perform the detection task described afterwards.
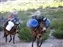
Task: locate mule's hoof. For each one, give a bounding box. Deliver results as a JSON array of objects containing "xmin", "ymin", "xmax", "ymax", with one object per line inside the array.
[
  {"xmin": 9, "ymin": 39, "xmax": 12, "ymax": 42},
  {"xmin": 32, "ymin": 45, "xmax": 33, "ymax": 47},
  {"xmin": 9, "ymin": 41, "xmax": 10, "ymax": 42}
]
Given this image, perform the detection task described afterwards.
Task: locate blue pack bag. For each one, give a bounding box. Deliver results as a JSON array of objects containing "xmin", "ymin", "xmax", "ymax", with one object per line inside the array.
[
  {"xmin": 27, "ymin": 19, "xmax": 38, "ymax": 28},
  {"xmin": 45, "ymin": 18, "xmax": 50, "ymax": 27}
]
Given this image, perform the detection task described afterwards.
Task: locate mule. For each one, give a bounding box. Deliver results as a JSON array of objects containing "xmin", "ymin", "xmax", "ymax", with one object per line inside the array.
[
  {"xmin": 3, "ymin": 20, "xmax": 19, "ymax": 44},
  {"xmin": 31, "ymin": 20, "xmax": 47, "ymax": 47}
]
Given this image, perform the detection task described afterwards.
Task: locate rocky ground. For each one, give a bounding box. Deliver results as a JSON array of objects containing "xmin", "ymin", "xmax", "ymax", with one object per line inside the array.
[{"xmin": 0, "ymin": 31, "xmax": 63, "ymax": 47}]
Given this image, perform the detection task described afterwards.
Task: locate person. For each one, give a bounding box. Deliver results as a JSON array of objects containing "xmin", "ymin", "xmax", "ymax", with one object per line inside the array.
[
  {"xmin": 7, "ymin": 9, "xmax": 20, "ymax": 25},
  {"xmin": 4, "ymin": 9, "xmax": 20, "ymax": 31},
  {"xmin": 32, "ymin": 15, "xmax": 44, "ymax": 23}
]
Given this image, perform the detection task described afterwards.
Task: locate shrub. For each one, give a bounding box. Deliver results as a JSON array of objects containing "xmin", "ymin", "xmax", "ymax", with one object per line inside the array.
[
  {"xmin": 52, "ymin": 19, "xmax": 63, "ymax": 39},
  {"xmin": 18, "ymin": 22, "xmax": 32, "ymax": 42},
  {"xmin": 50, "ymin": 19, "xmax": 63, "ymax": 29},
  {"xmin": 52, "ymin": 29, "xmax": 63, "ymax": 39},
  {"xmin": 18, "ymin": 28, "xmax": 32, "ymax": 42},
  {"xmin": 18, "ymin": 27, "xmax": 50, "ymax": 42}
]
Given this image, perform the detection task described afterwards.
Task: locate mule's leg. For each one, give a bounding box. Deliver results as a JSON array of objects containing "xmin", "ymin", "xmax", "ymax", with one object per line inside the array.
[
  {"xmin": 31, "ymin": 30, "xmax": 37, "ymax": 47},
  {"xmin": 39, "ymin": 40, "xmax": 43, "ymax": 47},
  {"xmin": 32, "ymin": 36, "xmax": 36, "ymax": 47},
  {"xmin": 32, "ymin": 40, "xmax": 34, "ymax": 47},
  {"xmin": 39, "ymin": 38, "xmax": 43, "ymax": 47},
  {"xmin": 5, "ymin": 35, "xmax": 7, "ymax": 43},
  {"xmin": 37, "ymin": 38, "xmax": 40, "ymax": 47},
  {"xmin": 13, "ymin": 35, "xmax": 15, "ymax": 44},
  {"xmin": 9, "ymin": 35, "xmax": 12, "ymax": 42}
]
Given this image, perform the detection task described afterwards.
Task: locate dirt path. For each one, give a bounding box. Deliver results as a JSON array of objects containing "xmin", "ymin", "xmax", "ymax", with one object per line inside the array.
[{"xmin": 0, "ymin": 31, "xmax": 63, "ymax": 47}]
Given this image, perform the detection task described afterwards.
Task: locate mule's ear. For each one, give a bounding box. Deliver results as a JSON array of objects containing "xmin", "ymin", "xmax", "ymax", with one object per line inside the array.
[{"xmin": 44, "ymin": 18, "xmax": 47, "ymax": 22}]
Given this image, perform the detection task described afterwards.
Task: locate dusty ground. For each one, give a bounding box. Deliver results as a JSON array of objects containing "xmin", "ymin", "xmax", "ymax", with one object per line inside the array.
[{"xmin": 0, "ymin": 31, "xmax": 63, "ymax": 47}]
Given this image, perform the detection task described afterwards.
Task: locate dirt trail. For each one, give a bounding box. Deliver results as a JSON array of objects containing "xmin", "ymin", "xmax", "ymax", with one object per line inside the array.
[{"xmin": 0, "ymin": 31, "xmax": 63, "ymax": 47}]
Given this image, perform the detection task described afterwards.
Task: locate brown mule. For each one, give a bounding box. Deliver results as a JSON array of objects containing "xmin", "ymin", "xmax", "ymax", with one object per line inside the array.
[
  {"xmin": 3, "ymin": 20, "xmax": 18, "ymax": 44},
  {"xmin": 31, "ymin": 20, "xmax": 47, "ymax": 47}
]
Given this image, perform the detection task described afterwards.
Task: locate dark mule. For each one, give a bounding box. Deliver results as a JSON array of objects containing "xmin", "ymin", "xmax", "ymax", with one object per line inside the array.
[
  {"xmin": 3, "ymin": 20, "xmax": 19, "ymax": 44},
  {"xmin": 31, "ymin": 19, "xmax": 47, "ymax": 47}
]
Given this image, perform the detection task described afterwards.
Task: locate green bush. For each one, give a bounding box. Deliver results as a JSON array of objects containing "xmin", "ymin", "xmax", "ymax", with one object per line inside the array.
[
  {"xmin": 52, "ymin": 29, "xmax": 63, "ymax": 39},
  {"xmin": 52, "ymin": 19, "xmax": 63, "ymax": 39},
  {"xmin": 18, "ymin": 22, "xmax": 32, "ymax": 42},
  {"xmin": 18, "ymin": 27, "xmax": 50, "ymax": 42},
  {"xmin": 18, "ymin": 28, "xmax": 32, "ymax": 42},
  {"xmin": 50, "ymin": 19, "xmax": 63, "ymax": 29}
]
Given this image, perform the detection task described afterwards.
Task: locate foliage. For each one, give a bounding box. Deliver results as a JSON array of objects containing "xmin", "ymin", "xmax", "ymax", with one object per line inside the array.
[
  {"xmin": 0, "ymin": 1, "xmax": 63, "ymax": 12},
  {"xmin": 18, "ymin": 27, "xmax": 32, "ymax": 42},
  {"xmin": 40, "ymin": 8, "xmax": 63, "ymax": 39},
  {"xmin": 52, "ymin": 20, "xmax": 63, "ymax": 39},
  {"xmin": 1, "ymin": 6, "xmax": 63, "ymax": 41},
  {"xmin": 18, "ymin": 22, "xmax": 31, "ymax": 42},
  {"xmin": 51, "ymin": 20, "xmax": 63, "ymax": 29},
  {"xmin": 52, "ymin": 29, "xmax": 63, "ymax": 39}
]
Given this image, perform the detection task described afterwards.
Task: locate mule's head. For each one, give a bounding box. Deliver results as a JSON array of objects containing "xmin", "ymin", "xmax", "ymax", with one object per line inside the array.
[
  {"xmin": 36, "ymin": 18, "xmax": 47, "ymax": 40},
  {"xmin": 13, "ymin": 24, "xmax": 19, "ymax": 29},
  {"xmin": 40, "ymin": 19, "xmax": 47, "ymax": 32}
]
